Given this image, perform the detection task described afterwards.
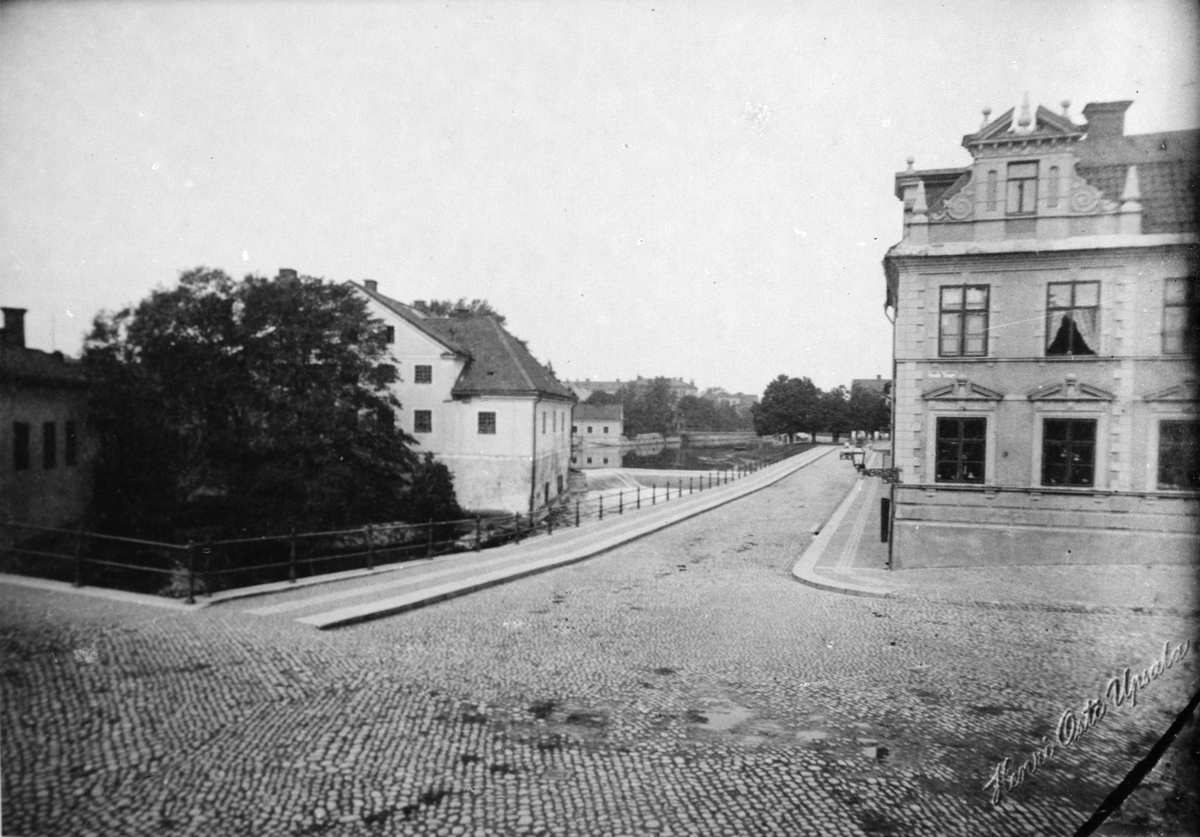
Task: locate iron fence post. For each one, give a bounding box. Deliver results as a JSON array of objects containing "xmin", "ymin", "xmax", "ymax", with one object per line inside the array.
[
  {"xmin": 366, "ymin": 525, "xmax": 375, "ymax": 571},
  {"xmin": 185, "ymin": 540, "xmax": 196, "ymax": 605},
  {"xmin": 73, "ymin": 525, "xmax": 85, "ymax": 588},
  {"xmin": 475, "ymin": 516, "xmax": 482, "ymax": 550},
  {"xmin": 709, "ymin": 473, "xmax": 713, "ymax": 489},
  {"xmin": 599, "ymin": 495, "xmax": 604, "ymax": 521},
  {"xmin": 652, "ymin": 484, "xmax": 656, "ymax": 506},
  {"xmin": 619, "ymin": 491, "xmax": 623, "ymax": 515},
  {"xmin": 575, "ymin": 501, "xmax": 580, "ymax": 527},
  {"xmin": 689, "ymin": 477, "xmax": 693, "ymax": 494},
  {"xmin": 548, "ymin": 508, "xmax": 553, "ymax": 535},
  {"xmin": 288, "ymin": 527, "xmax": 297, "ymax": 583},
  {"xmin": 637, "ymin": 487, "xmax": 641, "ymax": 509},
  {"xmin": 427, "ymin": 519, "xmax": 434, "ymax": 557}
]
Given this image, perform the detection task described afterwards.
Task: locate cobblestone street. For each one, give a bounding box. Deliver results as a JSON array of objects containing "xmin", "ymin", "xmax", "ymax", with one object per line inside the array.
[{"xmin": 2, "ymin": 462, "xmax": 1198, "ymax": 836}]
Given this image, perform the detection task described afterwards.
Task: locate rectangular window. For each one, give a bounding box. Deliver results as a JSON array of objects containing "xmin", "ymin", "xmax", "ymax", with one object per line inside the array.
[
  {"xmin": 603, "ymin": 425, "xmax": 609, "ymax": 434},
  {"xmin": 42, "ymin": 422, "xmax": 56, "ymax": 469},
  {"xmin": 572, "ymin": 425, "xmax": 577, "ymax": 434},
  {"xmin": 415, "ymin": 365, "xmax": 432, "ymax": 384},
  {"xmin": 414, "ymin": 410, "xmax": 432, "ymax": 433},
  {"xmin": 1006, "ymin": 161, "xmax": 1038, "ymax": 215},
  {"xmin": 13, "ymin": 422, "xmax": 30, "ymax": 471},
  {"xmin": 587, "ymin": 426, "xmax": 593, "ymax": 434},
  {"xmin": 1042, "ymin": 418, "xmax": 1096, "ymax": 487},
  {"xmin": 1157, "ymin": 421, "xmax": 1199, "ymax": 490},
  {"xmin": 939, "ymin": 285, "xmax": 989, "ymax": 357},
  {"xmin": 65, "ymin": 421, "xmax": 78, "ymax": 466},
  {"xmin": 935, "ymin": 417, "xmax": 986, "ymax": 483},
  {"xmin": 1163, "ymin": 277, "xmax": 1197, "ymax": 355},
  {"xmin": 478, "ymin": 412, "xmax": 496, "ymax": 434},
  {"xmin": 1046, "ymin": 281, "xmax": 1099, "ymax": 356},
  {"xmin": 383, "ymin": 325, "xmax": 395, "ymax": 344}
]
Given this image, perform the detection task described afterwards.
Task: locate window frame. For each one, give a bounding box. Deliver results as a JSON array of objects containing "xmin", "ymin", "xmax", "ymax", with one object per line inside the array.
[
  {"xmin": 1162, "ymin": 277, "xmax": 1197, "ymax": 355},
  {"xmin": 1156, "ymin": 419, "xmax": 1199, "ymax": 491},
  {"xmin": 1045, "ymin": 280, "xmax": 1100, "ymax": 357},
  {"xmin": 1006, "ymin": 160, "xmax": 1038, "ymax": 216},
  {"xmin": 12, "ymin": 422, "xmax": 30, "ymax": 471},
  {"xmin": 1040, "ymin": 417, "xmax": 1097, "ymax": 487},
  {"xmin": 414, "ymin": 365, "xmax": 433, "ymax": 384},
  {"xmin": 938, "ymin": 284, "xmax": 990, "ymax": 357},
  {"xmin": 478, "ymin": 412, "xmax": 496, "ymax": 435},
  {"xmin": 42, "ymin": 422, "xmax": 56, "ymax": 469},
  {"xmin": 65, "ymin": 421, "xmax": 77, "ymax": 466},
  {"xmin": 413, "ymin": 410, "xmax": 432, "ymax": 434},
  {"xmin": 934, "ymin": 416, "xmax": 987, "ymax": 484}
]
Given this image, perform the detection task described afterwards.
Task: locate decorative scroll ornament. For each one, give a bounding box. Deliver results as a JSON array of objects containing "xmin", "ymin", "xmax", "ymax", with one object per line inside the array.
[
  {"xmin": 946, "ymin": 189, "xmax": 975, "ymax": 221},
  {"xmin": 1068, "ymin": 166, "xmax": 1119, "ymax": 215}
]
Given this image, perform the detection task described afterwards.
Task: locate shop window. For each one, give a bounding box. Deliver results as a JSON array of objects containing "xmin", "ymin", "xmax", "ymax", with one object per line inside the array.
[
  {"xmin": 1046, "ymin": 281, "xmax": 1099, "ymax": 356},
  {"xmin": 935, "ymin": 417, "xmax": 986, "ymax": 483},
  {"xmin": 1157, "ymin": 420, "xmax": 1199, "ymax": 490},
  {"xmin": 1042, "ymin": 418, "xmax": 1096, "ymax": 486}
]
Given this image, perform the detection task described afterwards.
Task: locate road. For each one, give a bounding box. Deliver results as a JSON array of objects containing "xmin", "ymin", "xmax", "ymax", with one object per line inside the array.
[{"xmin": 1, "ymin": 453, "xmax": 1196, "ymax": 836}]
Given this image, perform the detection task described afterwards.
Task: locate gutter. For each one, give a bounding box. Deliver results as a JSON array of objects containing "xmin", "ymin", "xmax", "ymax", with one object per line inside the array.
[{"xmin": 529, "ymin": 396, "xmax": 540, "ymax": 515}]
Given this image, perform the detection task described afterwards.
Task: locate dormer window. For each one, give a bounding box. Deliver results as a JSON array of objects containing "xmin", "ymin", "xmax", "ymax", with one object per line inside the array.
[{"xmin": 1006, "ymin": 161, "xmax": 1038, "ymax": 215}]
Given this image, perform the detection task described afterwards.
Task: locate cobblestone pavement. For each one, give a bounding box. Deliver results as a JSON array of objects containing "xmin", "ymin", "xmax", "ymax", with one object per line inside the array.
[{"xmin": 3, "ymin": 461, "xmax": 1199, "ymax": 836}]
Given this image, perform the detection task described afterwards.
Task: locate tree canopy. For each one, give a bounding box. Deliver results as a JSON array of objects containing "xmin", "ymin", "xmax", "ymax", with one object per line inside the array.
[
  {"xmin": 752, "ymin": 375, "xmax": 889, "ymax": 441},
  {"xmin": 425, "ymin": 298, "xmax": 507, "ymax": 325},
  {"xmin": 84, "ymin": 268, "xmax": 459, "ymax": 539}
]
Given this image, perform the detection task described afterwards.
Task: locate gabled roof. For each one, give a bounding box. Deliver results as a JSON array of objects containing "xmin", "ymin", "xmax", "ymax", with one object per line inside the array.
[
  {"xmin": 0, "ymin": 345, "xmax": 88, "ymax": 387},
  {"xmin": 422, "ymin": 317, "xmax": 575, "ymax": 400},
  {"xmin": 575, "ymin": 403, "xmax": 623, "ymax": 421},
  {"xmin": 349, "ymin": 281, "xmax": 464, "ymax": 356}
]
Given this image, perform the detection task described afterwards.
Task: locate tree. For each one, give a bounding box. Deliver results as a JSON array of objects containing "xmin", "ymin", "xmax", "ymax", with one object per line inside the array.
[
  {"xmin": 84, "ymin": 268, "xmax": 436, "ymax": 539},
  {"xmin": 622, "ymin": 377, "xmax": 678, "ymax": 437},
  {"xmin": 426, "ymin": 298, "xmax": 507, "ymax": 325},
  {"xmin": 752, "ymin": 375, "xmax": 821, "ymax": 441},
  {"xmin": 847, "ymin": 386, "xmax": 891, "ymax": 435},
  {"xmin": 816, "ymin": 386, "xmax": 851, "ymax": 441},
  {"xmin": 584, "ymin": 390, "xmax": 621, "ymax": 406}
]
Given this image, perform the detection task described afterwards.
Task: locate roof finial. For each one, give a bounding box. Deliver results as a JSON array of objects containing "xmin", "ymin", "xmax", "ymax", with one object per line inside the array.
[
  {"xmin": 1017, "ymin": 92, "xmax": 1032, "ymax": 132},
  {"xmin": 981, "ymin": 106, "xmax": 992, "ymax": 129},
  {"xmin": 905, "ymin": 155, "xmax": 914, "ymax": 171},
  {"xmin": 1061, "ymin": 99, "xmax": 1071, "ymax": 117}
]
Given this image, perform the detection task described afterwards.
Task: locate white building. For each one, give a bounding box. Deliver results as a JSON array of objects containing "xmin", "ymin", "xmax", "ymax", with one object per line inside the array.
[{"xmin": 351, "ymin": 282, "xmax": 576, "ymax": 514}]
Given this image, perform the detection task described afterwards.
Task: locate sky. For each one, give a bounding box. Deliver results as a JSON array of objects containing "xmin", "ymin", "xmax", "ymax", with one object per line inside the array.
[{"xmin": 2, "ymin": 0, "xmax": 1198, "ymax": 395}]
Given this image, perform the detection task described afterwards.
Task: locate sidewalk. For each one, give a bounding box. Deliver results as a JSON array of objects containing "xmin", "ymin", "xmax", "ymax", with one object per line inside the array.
[{"xmin": 792, "ymin": 450, "xmax": 1200, "ymax": 617}]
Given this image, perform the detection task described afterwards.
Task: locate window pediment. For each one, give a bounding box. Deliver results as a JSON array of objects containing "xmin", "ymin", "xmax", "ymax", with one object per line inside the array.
[
  {"xmin": 923, "ymin": 378, "xmax": 1004, "ymax": 401},
  {"xmin": 1142, "ymin": 380, "xmax": 1199, "ymax": 402},
  {"xmin": 1027, "ymin": 377, "xmax": 1115, "ymax": 401}
]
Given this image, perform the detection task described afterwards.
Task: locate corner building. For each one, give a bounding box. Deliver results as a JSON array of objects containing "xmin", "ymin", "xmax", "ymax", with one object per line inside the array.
[{"xmin": 883, "ymin": 98, "xmax": 1198, "ymax": 568}]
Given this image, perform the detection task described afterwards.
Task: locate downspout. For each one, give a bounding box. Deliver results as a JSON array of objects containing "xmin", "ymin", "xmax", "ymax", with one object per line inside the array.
[
  {"xmin": 884, "ymin": 254, "xmax": 898, "ymax": 570},
  {"xmin": 529, "ymin": 395, "xmax": 540, "ymax": 515}
]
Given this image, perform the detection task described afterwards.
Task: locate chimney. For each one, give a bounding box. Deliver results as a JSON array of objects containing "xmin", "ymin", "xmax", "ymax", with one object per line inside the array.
[
  {"xmin": 1082, "ymin": 101, "xmax": 1133, "ymax": 139},
  {"xmin": 278, "ymin": 268, "xmax": 298, "ymax": 281},
  {"xmin": 363, "ymin": 279, "xmax": 378, "ymax": 292},
  {"xmin": 1, "ymin": 308, "xmax": 26, "ymax": 348},
  {"xmin": 413, "ymin": 300, "xmax": 428, "ymax": 313}
]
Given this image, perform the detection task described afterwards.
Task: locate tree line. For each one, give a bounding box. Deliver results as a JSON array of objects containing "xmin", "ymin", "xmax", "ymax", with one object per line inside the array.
[
  {"xmin": 751, "ymin": 374, "xmax": 890, "ymax": 442},
  {"xmin": 584, "ymin": 379, "xmax": 754, "ymax": 438}
]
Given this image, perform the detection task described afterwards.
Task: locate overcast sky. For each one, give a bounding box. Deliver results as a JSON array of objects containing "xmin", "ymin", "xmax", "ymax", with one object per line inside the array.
[{"xmin": 2, "ymin": 0, "xmax": 1197, "ymax": 394}]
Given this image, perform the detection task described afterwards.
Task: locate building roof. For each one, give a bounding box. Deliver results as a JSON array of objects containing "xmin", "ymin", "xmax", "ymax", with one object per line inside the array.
[
  {"xmin": 349, "ymin": 281, "xmax": 574, "ymax": 401},
  {"xmin": 1074, "ymin": 129, "xmax": 1199, "ymax": 234},
  {"xmin": 574, "ymin": 403, "xmax": 623, "ymax": 421},
  {"xmin": 0, "ymin": 345, "xmax": 88, "ymax": 387}
]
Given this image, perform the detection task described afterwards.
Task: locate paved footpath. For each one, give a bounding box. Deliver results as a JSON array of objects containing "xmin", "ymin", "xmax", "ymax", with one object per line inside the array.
[{"xmin": 2, "ymin": 450, "xmax": 1198, "ymax": 836}]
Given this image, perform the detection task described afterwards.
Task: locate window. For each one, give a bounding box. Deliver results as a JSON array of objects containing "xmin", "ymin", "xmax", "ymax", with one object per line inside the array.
[
  {"xmin": 1046, "ymin": 281, "xmax": 1099, "ymax": 356},
  {"xmin": 587, "ymin": 426, "xmax": 593, "ymax": 434},
  {"xmin": 65, "ymin": 421, "xmax": 77, "ymax": 466},
  {"xmin": 1042, "ymin": 418, "xmax": 1096, "ymax": 487},
  {"xmin": 12, "ymin": 422, "xmax": 30, "ymax": 471},
  {"xmin": 552, "ymin": 412, "xmax": 557, "ymax": 433},
  {"xmin": 935, "ymin": 417, "xmax": 986, "ymax": 483},
  {"xmin": 383, "ymin": 325, "xmax": 395, "ymax": 344},
  {"xmin": 939, "ymin": 285, "xmax": 989, "ymax": 357},
  {"xmin": 572, "ymin": 425, "xmax": 577, "ymax": 434},
  {"xmin": 1158, "ymin": 421, "xmax": 1199, "ymax": 490},
  {"xmin": 557, "ymin": 475, "xmax": 564, "ymax": 495},
  {"xmin": 478, "ymin": 412, "xmax": 496, "ymax": 434},
  {"xmin": 414, "ymin": 410, "xmax": 432, "ymax": 433},
  {"xmin": 603, "ymin": 425, "xmax": 609, "ymax": 434},
  {"xmin": 1006, "ymin": 161, "xmax": 1038, "ymax": 215},
  {"xmin": 415, "ymin": 365, "xmax": 432, "ymax": 384},
  {"xmin": 42, "ymin": 422, "xmax": 56, "ymax": 469},
  {"xmin": 586, "ymin": 457, "xmax": 593, "ymax": 464},
  {"xmin": 1163, "ymin": 277, "xmax": 1197, "ymax": 355}
]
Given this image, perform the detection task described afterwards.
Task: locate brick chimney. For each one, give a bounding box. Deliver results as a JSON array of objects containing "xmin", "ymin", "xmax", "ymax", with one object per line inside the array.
[
  {"xmin": 1, "ymin": 307, "xmax": 26, "ymax": 348},
  {"xmin": 364, "ymin": 280, "xmax": 378, "ymax": 292},
  {"xmin": 1082, "ymin": 101, "xmax": 1133, "ymax": 139},
  {"xmin": 413, "ymin": 300, "xmax": 428, "ymax": 313},
  {"xmin": 278, "ymin": 268, "xmax": 298, "ymax": 281}
]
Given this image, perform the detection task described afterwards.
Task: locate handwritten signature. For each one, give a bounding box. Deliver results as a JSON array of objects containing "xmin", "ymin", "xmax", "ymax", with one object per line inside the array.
[{"xmin": 983, "ymin": 639, "xmax": 1191, "ymax": 805}]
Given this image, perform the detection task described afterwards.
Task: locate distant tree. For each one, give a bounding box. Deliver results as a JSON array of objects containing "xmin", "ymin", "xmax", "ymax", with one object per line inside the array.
[
  {"xmin": 847, "ymin": 386, "xmax": 891, "ymax": 435},
  {"xmin": 426, "ymin": 298, "xmax": 507, "ymax": 325},
  {"xmin": 676, "ymin": 395, "xmax": 720, "ymax": 431},
  {"xmin": 752, "ymin": 375, "xmax": 822, "ymax": 441},
  {"xmin": 817, "ymin": 386, "xmax": 851, "ymax": 441},
  {"xmin": 622, "ymin": 377, "xmax": 678, "ymax": 437},
  {"xmin": 83, "ymin": 268, "xmax": 444, "ymax": 539},
  {"xmin": 584, "ymin": 390, "xmax": 622, "ymax": 406}
]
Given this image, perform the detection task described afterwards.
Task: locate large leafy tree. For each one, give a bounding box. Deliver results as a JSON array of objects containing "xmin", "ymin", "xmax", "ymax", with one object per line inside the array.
[
  {"xmin": 84, "ymin": 268, "xmax": 438, "ymax": 538},
  {"xmin": 622, "ymin": 377, "xmax": 678, "ymax": 437},
  {"xmin": 425, "ymin": 298, "xmax": 507, "ymax": 325},
  {"xmin": 752, "ymin": 375, "xmax": 822, "ymax": 441},
  {"xmin": 847, "ymin": 386, "xmax": 891, "ymax": 435}
]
